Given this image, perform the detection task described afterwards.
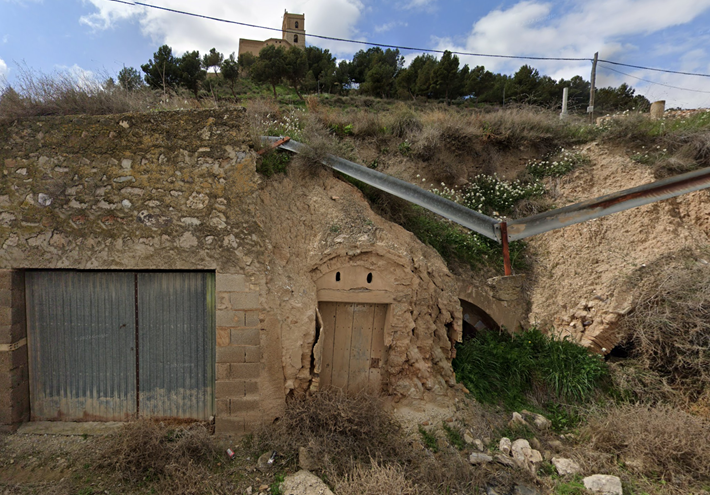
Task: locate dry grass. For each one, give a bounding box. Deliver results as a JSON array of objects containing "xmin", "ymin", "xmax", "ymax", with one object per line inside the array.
[
  {"xmin": 619, "ymin": 251, "xmax": 710, "ymax": 400},
  {"xmin": 581, "ymin": 403, "xmax": 710, "ymax": 485},
  {"xmin": 334, "ymin": 460, "xmax": 421, "ymax": 495},
  {"xmin": 251, "ymin": 390, "xmax": 407, "ymax": 477},
  {"xmin": 250, "ymin": 390, "xmax": 497, "ymax": 493},
  {"xmin": 100, "ymin": 419, "xmax": 217, "ymax": 483},
  {"xmin": 0, "ymin": 65, "xmax": 221, "ymax": 123}
]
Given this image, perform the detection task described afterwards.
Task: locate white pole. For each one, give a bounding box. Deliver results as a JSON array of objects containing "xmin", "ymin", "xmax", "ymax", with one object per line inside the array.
[{"xmin": 560, "ymin": 87, "xmax": 569, "ymax": 120}]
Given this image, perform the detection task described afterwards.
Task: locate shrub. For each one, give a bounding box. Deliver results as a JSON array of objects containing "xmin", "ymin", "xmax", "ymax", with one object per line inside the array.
[
  {"xmin": 100, "ymin": 420, "xmax": 216, "ymax": 481},
  {"xmin": 526, "ymin": 148, "xmax": 590, "ymax": 179},
  {"xmin": 619, "ymin": 252, "xmax": 710, "ymax": 399},
  {"xmin": 453, "ymin": 328, "xmax": 608, "ymax": 409},
  {"xmin": 252, "ymin": 390, "xmax": 407, "ymax": 477},
  {"xmin": 584, "ymin": 403, "xmax": 710, "ymax": 483}
]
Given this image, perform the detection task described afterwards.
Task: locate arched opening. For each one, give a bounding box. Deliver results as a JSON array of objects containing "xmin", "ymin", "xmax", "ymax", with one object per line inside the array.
[
  {"xmin": 294, "ymin": 34, "xmax": 299, "ymax": 43},
  {"xmin": 295, "ymin": 21, "xmax": 299, "ymax": 29},
  {"xmin": 460, "ymin": 299, "xmax": 499, "ymax": 340}
]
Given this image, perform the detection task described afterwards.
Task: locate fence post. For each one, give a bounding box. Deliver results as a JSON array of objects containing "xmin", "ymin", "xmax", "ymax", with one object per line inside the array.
[
  {"xmin": 588, "ymin": 52, "xmax": 598, "ymax": 123},
  {"xmin": 560, "ymin": 87, "xmax": 569, "ymax": 119}
]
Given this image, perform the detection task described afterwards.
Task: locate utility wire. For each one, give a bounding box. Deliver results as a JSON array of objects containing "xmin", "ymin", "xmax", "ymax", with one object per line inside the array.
[
  {"xmin": 104, "ymin": 0, "xmax": 589, "ymax": 61},
  {"xmin": 598, "ymin": 63, "xmax": 710, "ymax": 94},
  {"xmin": 598, "ymin": 59, "xmax": 710, "ymax": 78},
  {"xmin": 105, "ymin": 0, "xmax": 710, "ymax": 79}
]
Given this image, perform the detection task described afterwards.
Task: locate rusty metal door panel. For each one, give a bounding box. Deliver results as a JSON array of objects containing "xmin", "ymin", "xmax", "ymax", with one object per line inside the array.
[
  {"xmin": 137, "ymin": 272, "xmax": 215, "ymax": 420},
  {"xmin": 26, "ymin": 271, "xmax": 137, "ymax": 421}
]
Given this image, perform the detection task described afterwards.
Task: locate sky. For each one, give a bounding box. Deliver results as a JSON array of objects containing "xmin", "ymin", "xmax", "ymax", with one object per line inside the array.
[{"xmin": 2, "ymin": 0, "xmax": 710, "ymax": 108}]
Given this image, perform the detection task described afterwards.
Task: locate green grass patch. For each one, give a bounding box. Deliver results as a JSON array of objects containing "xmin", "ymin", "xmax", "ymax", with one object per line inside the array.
[
  {"xmin": 442, "ymin": 422, "xmax": 465, "ymax": 450},
  {"xmin": 453, "ymin": 328, "xmax": 608, "ymax": 410},
  {"xmin": 403, "ymin": 207, "xmax": 527, "ymax": 271},
  {"xmin": 418, "ymin": 426, "xmax": 439, "ymax": 453}
]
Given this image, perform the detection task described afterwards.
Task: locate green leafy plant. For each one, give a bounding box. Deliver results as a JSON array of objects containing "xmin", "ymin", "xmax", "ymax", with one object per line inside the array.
[
  {"xmin": 452, "ymin": 328, "xmax": 608, "ymax": 409},
  {"xmin": 418, "ymin": 426, "xmax": 439, "ymax": 453},
  {"xmin": 271, "ymin": 473, "xmax": 285, "ymax": 495},
  {"xmin": 257, "ymin": 150, "xmax": 291, "ymax": 178},
  {"xmin": 398, "ymin": 140, "xmax": 412, "ymax": 156}
]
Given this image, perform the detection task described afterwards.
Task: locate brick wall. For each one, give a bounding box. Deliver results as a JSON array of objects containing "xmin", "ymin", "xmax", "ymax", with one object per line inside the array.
[
  {"xmin": 0, "ymin": 270, "xmax": 29, "ymax": 431},
  {"xmin": 214, "ymin": 273, "xmax": 263, "ymax": 435}
]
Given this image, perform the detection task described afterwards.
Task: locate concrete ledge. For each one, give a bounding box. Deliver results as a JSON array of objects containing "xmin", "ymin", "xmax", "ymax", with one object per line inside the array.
[{"xmin": 16, "ymin": 421, "xmax": 124, "ymax": 435}]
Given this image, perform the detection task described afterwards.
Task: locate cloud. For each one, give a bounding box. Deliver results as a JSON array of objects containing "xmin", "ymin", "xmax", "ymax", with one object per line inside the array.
[
  {"xmin": 431, "ymin": 0, "xmax": 710, "ymax": 107},
  {"xmin": 401, "ymin": 0, "xmax": 437, "ymax": 10},
  {"xmin": 0, "ymin": 58, "xmax": 10, "ymax": 89},
  {"xmin": 374, "ymin": 21, "xmax": 407, "ymax": 34},
  {"xmin": 80, "ymin": 0, "xmax": 366, "ymax": 57}
]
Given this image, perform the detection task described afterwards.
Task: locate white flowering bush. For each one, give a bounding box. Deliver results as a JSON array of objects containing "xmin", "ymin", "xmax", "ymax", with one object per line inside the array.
[
  {"xmin": 261, "ymin": 108, "xmax": 304, "ymax": 140},
  {"xmin": 526, "ymin": 148, "xmax": 589, "ymax": 179},
  {"xmin": 429, "ymin": 174, "xmax": 544, "ymax": 216}
]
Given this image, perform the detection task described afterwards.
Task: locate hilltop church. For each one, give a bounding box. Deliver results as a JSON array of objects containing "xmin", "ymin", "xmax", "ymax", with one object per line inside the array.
[{"xmin": 238, "ymin": 11, "xmax": 305, "ymax": 57}]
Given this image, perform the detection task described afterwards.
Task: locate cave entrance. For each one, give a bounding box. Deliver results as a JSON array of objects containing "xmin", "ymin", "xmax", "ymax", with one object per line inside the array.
[
  {"xmin": 317, "ymin": 302, "xmax": 386, "ymax": 394},
  {"xmin": 460, "ymin": 299, "xmax": 500, "ymax": 340}
]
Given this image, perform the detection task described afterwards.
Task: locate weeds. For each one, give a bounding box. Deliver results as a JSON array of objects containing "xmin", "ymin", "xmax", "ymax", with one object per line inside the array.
[
  {"xmin": 583, "ymin": 403, "xmax": 710, "ymax": 484},
  {"xmin": 257, "ymin": 150, "xmax": 291, "ymax": 178},
  {"xmin": 453, "ymin": 328, "xmax": 608, "ymax": 409},
  {"xmin": 442, "ymin": 422, "xmax": 465, "ymax": 450},
  {"xmin": 619, "ymin": 252, "xmax": 710, "ymax": 399},
  {"xmin": 100, "ymin": 419, "xmax": 217, "ymax": 488},
  {"xmin": 418, "ymin": 426, "xmax": 439, "ymax": 452}
]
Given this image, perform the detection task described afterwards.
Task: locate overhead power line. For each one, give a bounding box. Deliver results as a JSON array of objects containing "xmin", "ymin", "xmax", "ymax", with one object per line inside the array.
[
  {"xmin": 599, "ymin": 63, "xmax": 710, "ymax": 94},
  {"xmin": 598, "ymin": 59, "xmax": 710, "ymax": 79},
  {"xmin": 104, "ymin": 0, "xmax": 589, "ymax": 61},
  {"xmin": 105, "ymin": 0, "xmax": 710, "ymax": 79}
]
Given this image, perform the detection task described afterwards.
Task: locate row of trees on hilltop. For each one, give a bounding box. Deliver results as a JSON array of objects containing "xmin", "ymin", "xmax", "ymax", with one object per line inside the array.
[{"xmin": 118, "ymin": 44, "xmax": 650, "ymax": 113}]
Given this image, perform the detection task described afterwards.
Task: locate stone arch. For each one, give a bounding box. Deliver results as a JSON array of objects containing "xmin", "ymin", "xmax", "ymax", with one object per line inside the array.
[{"xmin": 457, "ymin": 275, "xmax": 526, "ymax": 332}]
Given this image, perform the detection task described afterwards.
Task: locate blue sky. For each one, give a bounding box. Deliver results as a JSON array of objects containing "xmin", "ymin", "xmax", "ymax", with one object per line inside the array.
[{"xmin": 2, "ymin": 0, "xmax": 710, "ymax": 108}]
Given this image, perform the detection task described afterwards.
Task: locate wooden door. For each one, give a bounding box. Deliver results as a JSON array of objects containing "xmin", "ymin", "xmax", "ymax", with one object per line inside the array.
[{"xmin": 318, "ymin": 302, "xmax": 386, "ymax": 394}]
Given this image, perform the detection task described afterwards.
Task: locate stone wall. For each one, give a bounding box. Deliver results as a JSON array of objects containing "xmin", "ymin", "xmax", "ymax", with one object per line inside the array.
[
  {"xmin": 0, "ymin": 270, "xmax": 29, "ymax": 431},
  {"xmin": 0, "ymin": 108, "xmax": 492, "ymax": 434}
]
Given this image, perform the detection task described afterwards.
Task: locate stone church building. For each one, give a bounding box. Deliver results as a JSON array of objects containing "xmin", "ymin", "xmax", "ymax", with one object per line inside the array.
[{"xmin": 238, "ymin": 11, "xmax": 305, "ymax": 58}]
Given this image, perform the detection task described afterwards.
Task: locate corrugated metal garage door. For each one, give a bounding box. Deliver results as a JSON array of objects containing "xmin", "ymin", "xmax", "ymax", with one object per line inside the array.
[
  {"xmin": 26, "ymin": 271, "xmax": 215, "ymax": 422},
  {"xmin": 138, "ymin": 272, "xmax": 215, "ymax": 419}
]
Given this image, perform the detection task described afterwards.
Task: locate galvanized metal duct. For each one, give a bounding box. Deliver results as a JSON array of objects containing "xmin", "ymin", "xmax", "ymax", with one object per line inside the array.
[{"xmin": 263, "ymin": 136, "xmax": 710, "ymax": 243}]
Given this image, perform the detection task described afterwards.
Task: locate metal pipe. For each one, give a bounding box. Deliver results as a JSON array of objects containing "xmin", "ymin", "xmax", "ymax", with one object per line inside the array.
[
  {"xmin": 500, "ymin": 222, "xmax": 512, "ymax": 276},
  {"xmin": 262, "ymin": 136, "xmax": 502, "ymax": 241},
  {"xmin": 507, "ymin": 166, "xmax": 710, "ymax": 241}
]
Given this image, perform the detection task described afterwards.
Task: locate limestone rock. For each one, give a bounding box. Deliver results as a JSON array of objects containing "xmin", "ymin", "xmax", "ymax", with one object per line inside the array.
[
  {"xmin": 513, "ymin": 484, "xmax": 542, "ymax": 495},
  {"xmin": 509, "ymin": 412, "xmax": 528, "ymax": 428},
  {"xmin": 469, "ymin": 453, "xmax": 493, "ymax": 465},
  {"xmin": 511, "ymin": 439, "xmax": 543, "ymax": 473},
  {"xmin": 280, "ymin": 470, "xmax": 334, "ymax": 495},
  {"xmin": 463, "ymin": 432, "xmax": 474, "ymax": 445},
  {"xmin": 499, "ymin": 437, "xmax": 512, "ymax": 455},
  {"xmin": 494, "ymin": 454, "xmax": 516, "ymax": 468},
  {"xmin": 473, "ymin": 439, "xmax": 485, "ymax": 451},
  {"xmin": 583, "ymin": 474, "xmax": 623, "ymax": 495},
  {"xmin": 551, "ymin": 457, "xmax": 581, "ymax": 476}
]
